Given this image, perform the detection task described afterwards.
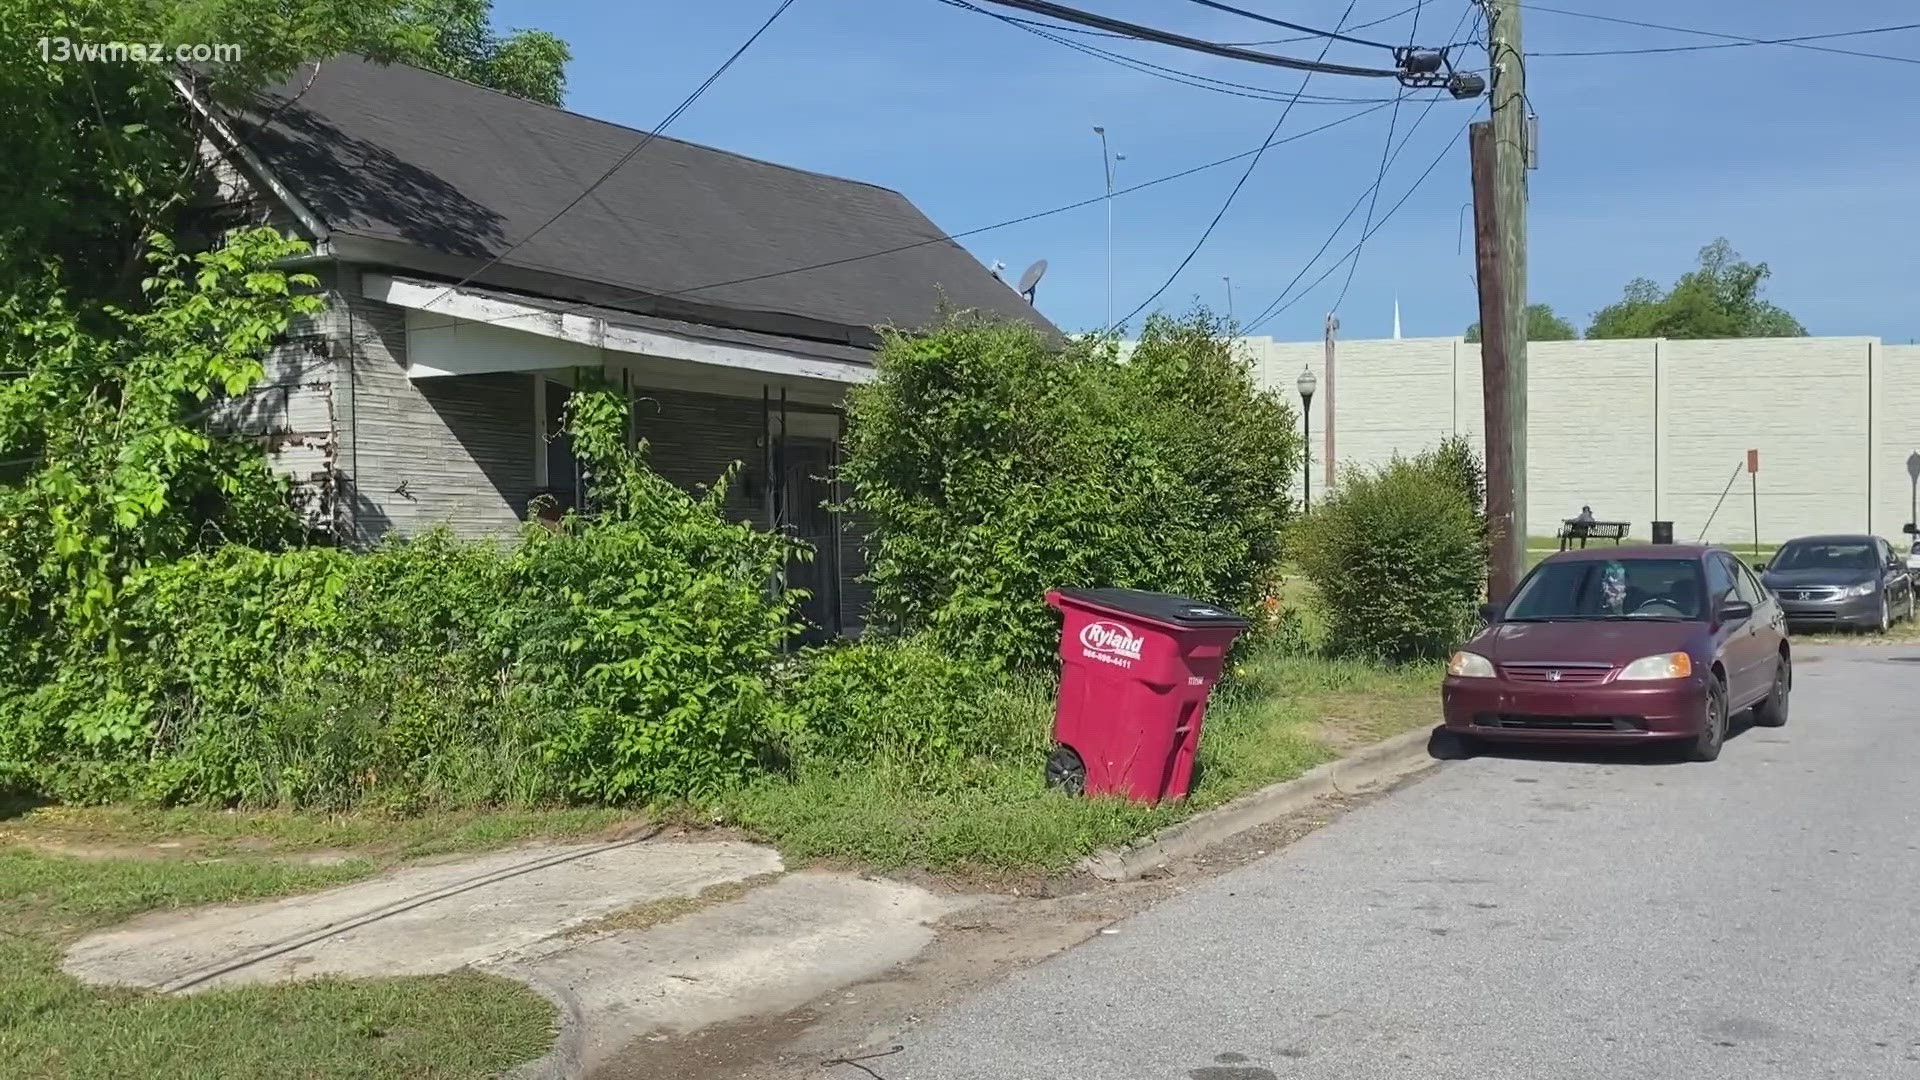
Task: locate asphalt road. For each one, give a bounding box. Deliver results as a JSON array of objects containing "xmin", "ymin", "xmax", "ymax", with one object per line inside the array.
[{"xmin": 880, "ymin": 646, "xmax": 1920, "ymax": 1080}]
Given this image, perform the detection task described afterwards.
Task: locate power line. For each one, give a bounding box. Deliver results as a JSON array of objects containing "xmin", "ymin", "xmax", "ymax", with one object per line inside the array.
[
  {"xmin": 944, "ymin": 0, "xmax": 1394, "ymax": 103},
  {"xmin": 1177, "ymin": 0, "xmax": 1398, "ymax": 50},
  {"xmin": 1528, "ymin": 21, "xmax": 1920, "ymax": 59},
  {"xmin": 1247, "ymin": 76, "xmax": 1454, "ymax": 330},
  {"xmin": 941, "ymin": 0, "xmax": 1411, "ymax": 106},
  {"xmin": 966, "ymin": 0, "xmax": 1401, "ymax": 77},
  {"xmin": 1255, "ymin": 0, "xmax": 1473, "ymax": 326},
  {"xmin": 416, "ymin": 0, "xmax": 801, "ymax": 312},
  {"xmin": 995, "ymin": 3, "xmax": 1425, "ymax": 46},
  {"xmin": 1247, "ymin": 114, "xmax": 1474, "ymax": 333},
  {"xmin": 1332, "ymin": 0, "xmax": 1428, "ymax": 311},
  {"xmin": 393, "ymin": 98, "xmax": 1408, "ymax": 340},
  {"xmin": 1108, "ymin": 0, "xmax": 1365, "ymax": 331},
  {"xmin": 1519, "ymin": 3, "xmax": 1920, "ymax": 65}
]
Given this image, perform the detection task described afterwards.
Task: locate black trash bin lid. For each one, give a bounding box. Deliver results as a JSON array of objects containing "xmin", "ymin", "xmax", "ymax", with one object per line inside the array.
[{"xmin": 1054, "ymin": 588, "xmax": 1248, "ymax": 628}]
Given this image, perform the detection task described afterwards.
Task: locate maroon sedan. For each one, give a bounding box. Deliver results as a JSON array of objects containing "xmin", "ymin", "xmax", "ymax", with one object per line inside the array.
[{"xmin": 1442, "ymin": 545, "xmax": 1791, "ymax": 761}]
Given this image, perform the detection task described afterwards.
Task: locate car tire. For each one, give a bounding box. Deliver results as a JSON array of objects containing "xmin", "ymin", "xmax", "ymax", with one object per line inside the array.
[
  {"xmin": 1752, "ymin": 655, "xmax": 1790, "ymax": 728},
  {"xmin": 1690, "ymin": 678, "xmax": 1728, "ymax": 762},
  {"xmin": 1879, "ymin": 599, "xmax": 1892, "ymax": 634},
  {"xmin": 1430, "ymin": 728, "xmax": 1481, "ymax": 760}
]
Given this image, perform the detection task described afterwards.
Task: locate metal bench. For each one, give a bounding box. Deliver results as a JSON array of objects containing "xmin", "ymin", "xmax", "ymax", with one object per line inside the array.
[{"xmin": 1558, "ymin": 519, "xmax": 1630, "ymax": 551}]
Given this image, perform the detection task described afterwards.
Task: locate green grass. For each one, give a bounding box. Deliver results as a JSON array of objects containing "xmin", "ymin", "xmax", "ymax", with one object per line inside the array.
[
  {"xmin": 0, "ymin": 847, "xmax": 557, "ymax": 1080},
  {"xmin": 1792, "ymin": 617, "xmax": 1920, "ymax": 647},
  {"xmin": 722, "ymin": 650, "xmax": 1439, "ymax": 874}
]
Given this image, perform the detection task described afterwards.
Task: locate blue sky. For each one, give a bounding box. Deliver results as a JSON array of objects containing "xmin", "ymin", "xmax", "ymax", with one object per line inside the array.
[{"xmin": 493, "ymin": 0, "xmax": 1919, "ymax": 342}]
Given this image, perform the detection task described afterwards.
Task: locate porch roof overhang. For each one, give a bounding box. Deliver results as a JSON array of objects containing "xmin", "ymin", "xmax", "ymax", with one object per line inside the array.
[{"xmin": 364, "ymin": 274, "xmax": 877, "ymax": 386}]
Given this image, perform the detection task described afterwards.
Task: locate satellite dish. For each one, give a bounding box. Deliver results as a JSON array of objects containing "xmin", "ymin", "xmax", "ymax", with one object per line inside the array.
[{"xmin": 1016, "ymin": 259, "xmax": 1048, "ymax": 303}]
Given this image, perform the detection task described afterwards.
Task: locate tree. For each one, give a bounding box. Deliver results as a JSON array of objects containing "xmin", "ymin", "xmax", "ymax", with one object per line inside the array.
[
  {"xmin": 0, "ymin": 0, "xmax": 568, "ymax": 668},
  {"xmin": 1586, "ymin": 239, "xmax": 1806, "ymax": 340},
  {"xmin": 384, "ymin": 0, "xmax": 571, "ymax": 105},
  {"xmin": 1465, "ymin": 303, "xmax": 1576, "ymax": 343},
  {"xmin": 842, "ymin": 311, "xmax": 1300, "ymax": 669},
  {"xmin": 0, "ymin": 0, "xmax": 569, "ymax": 303}
]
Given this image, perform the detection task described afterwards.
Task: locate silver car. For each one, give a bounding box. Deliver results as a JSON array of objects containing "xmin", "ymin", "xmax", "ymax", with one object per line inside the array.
[{"xmin": 1759, "ymin": 534, "xmax": 1915, "ymax": 633}]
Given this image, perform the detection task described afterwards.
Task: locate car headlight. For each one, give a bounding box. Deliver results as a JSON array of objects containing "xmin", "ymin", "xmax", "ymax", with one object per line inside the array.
[
  {"xmin": 1447, "ymin": 651, "xmax": 1495, "ymax": 678},
  {"xmin": 1845, "ymin": 581, "xmax": 1877, "ymax": 598},
  {"xmin": 1617, "ymin": 652, "xmax": 1693, "ymax": 681}
]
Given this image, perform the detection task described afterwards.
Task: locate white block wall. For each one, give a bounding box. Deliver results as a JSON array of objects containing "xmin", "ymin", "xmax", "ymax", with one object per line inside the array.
[
  {"xmin": 1881, "ymin": 344, "xmax": 1920, "ymax": 540},
  {"xmin": 1248, "ymin": 333, "xmax": 1913, "ymax": 547}
]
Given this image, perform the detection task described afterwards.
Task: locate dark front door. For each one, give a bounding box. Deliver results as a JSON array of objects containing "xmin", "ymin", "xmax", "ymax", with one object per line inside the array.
[{"xmin": 779, "ymin": 436, "xmax": 840, "ymax": 641}]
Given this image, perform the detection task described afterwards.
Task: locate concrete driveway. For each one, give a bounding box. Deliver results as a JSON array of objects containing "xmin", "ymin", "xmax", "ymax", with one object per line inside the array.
[{"xmin": 879, "ymin": 646, "xmax": 1920, "ymax": 1079}]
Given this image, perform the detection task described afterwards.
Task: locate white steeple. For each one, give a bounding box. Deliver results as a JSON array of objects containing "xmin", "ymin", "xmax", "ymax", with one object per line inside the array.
[{"xmin": 1393, "ymin": 295, "xmax": 1402, "ymax": 339}]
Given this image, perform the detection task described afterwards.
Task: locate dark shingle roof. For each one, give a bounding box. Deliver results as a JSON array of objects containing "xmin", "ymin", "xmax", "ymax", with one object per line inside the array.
[{"xmin": 234, "ymin": 56, "xmax": 1051, "ymax": 347}]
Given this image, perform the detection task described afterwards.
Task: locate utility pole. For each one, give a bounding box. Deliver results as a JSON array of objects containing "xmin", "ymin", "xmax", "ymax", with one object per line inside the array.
[
  {"xmin": 1469, "ymin": 121, "xmax": 1518, "ymax": 601},
  {"xmin": 1486, "ymin": 0, "xmax": 1530, "ymax": 595},
  {"xmin": 1322, "ymin": 312, "xmax": 1338, "ymax": 492},
  {"xmin": 1223, "ymin": 275, "xmax": 1234, "ymax": 325}
]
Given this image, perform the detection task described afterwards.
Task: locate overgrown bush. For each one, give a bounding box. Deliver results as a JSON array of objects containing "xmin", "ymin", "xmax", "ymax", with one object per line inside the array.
[
  {"xmin": 0, "ymin": 385, "xmax": 804, "ymax": 809},
  {"xmin": 1428, "ymin": 434, "xmax": 1487, "ymax": 530},
  {"xmin": 841, "ymin": 310, "xmax": 1299, "ymax": 669},
  {"xmin": 775, "ymin": 635, "xmax": 1044, "ymax": 787},
  {"xmin": 1290, "ymin": 446, "xmax": 1487, "ymax": 660}
]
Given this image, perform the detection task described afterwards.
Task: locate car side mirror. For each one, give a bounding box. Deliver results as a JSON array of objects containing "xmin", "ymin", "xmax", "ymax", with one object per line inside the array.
[
  {"xmin": 1752, "ymin": 562, "xmax": 1767, "ymax": 573},
  {"xmin": 1478, "ymin": 601, "xmax": 1503, "ymax": 623},
  {"xmin": 1719, "ymin": 599, "xmax": 1754, "ymax": 624}
]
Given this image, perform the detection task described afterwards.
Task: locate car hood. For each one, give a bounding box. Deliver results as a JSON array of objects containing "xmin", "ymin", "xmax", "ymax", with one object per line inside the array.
[
  {"xmin": 1761, "ymin": 568, "xmax": 1874, "ymax": 589},
  {"xmin": 1480, "ymin": 620, "xmax": 1703, "ymax": 666}
]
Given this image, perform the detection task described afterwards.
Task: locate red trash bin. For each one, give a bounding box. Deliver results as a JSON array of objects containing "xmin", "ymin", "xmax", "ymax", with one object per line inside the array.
[{"xmin": 1044, "ymin": 588, "xmax": 1249, "ymax": 804}]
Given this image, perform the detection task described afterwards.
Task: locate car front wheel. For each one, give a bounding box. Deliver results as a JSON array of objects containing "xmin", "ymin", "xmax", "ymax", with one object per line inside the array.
[
  {"xmin": 1753, "ymin": 655, "xmax": 1790, "ymax": 728},
  {"xmin": 1690, "ymin": 679, "xmax": 1728, "ymax": 762}
]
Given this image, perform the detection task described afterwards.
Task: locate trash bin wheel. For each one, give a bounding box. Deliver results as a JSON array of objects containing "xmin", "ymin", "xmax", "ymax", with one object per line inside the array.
[{"xmin": 1045, "ymin": 745, "xmax": 1087, "ymax": 797}]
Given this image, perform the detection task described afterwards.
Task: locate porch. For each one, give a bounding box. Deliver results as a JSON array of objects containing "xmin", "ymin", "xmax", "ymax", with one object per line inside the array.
[{"xmin": 347, "ymin": 274, "xmax": 877, "ymax": 639}]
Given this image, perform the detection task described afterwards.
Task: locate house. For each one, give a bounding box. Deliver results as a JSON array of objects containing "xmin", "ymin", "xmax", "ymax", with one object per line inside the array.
[{"xmin": 184, "ymin": 55, "xmax": 1053, "ymax": 636}]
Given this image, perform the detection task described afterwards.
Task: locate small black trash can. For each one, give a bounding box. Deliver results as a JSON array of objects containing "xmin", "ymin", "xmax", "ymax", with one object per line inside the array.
[{"xmin": 1651, "ymin": 520, "xmax": 1674, "ymax": 545}]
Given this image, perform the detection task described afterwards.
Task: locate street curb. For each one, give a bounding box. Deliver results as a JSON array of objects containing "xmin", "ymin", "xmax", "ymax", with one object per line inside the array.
[
  {"xmin": 1078, "ymin": 726, "xmax": 1443, "ymax": 882},
  {"xmin": 499, "ymin": 964, "xmax": 588, "ymax": 1080}
]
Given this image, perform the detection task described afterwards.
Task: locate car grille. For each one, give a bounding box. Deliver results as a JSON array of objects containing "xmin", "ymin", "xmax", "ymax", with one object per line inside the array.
[
  {"xmin": 1473, "ymin": 713, "xmax": 1646, "ymax": 732},
  {"xmin": 1500, "ymin": 662, "xmax": 1614, "ymax": 684},
  {"xmin": 1775, "ymin": 587, "xmax": 1842, "ymax": 602}
]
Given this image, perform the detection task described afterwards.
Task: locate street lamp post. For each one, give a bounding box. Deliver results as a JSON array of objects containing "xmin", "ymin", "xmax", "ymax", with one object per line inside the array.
[
  {"xmin": 1093, "ymin": 126, "xmax": 1120, "ymax": 328},
  {"xmin": 1297, "ymin": 366, "xmax": 1318, "ymax": 511}
]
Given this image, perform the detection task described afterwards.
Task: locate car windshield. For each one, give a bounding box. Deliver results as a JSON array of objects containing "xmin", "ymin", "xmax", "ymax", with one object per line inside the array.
[
  {"xmin": 1770, "ymin": 541, "xmax": 1877, "ymax": 572},
  {"xmin": 1503, "ymin": 558, "xmax": 1704, "ymax": 621}
]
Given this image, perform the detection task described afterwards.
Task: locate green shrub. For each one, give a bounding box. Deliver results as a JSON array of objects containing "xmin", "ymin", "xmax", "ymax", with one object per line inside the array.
[
  {"xmin": 1290, "ymin": 447, "xmax": 1487, "ymax": 660},
  {"xmin": 0, "ymin": 467, "xmax": 803, "ymax": 809},
  {"xmin": 841, "ymin": 310, "xmax": 1299, "ymax": 669},
  {"xmin": 1428, "ymin": 435, "xmax": 1487, "ymax": 528},
  {"xmin": 775, "ymin": 635, "xmax": 1045, "ymax": 786}
]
